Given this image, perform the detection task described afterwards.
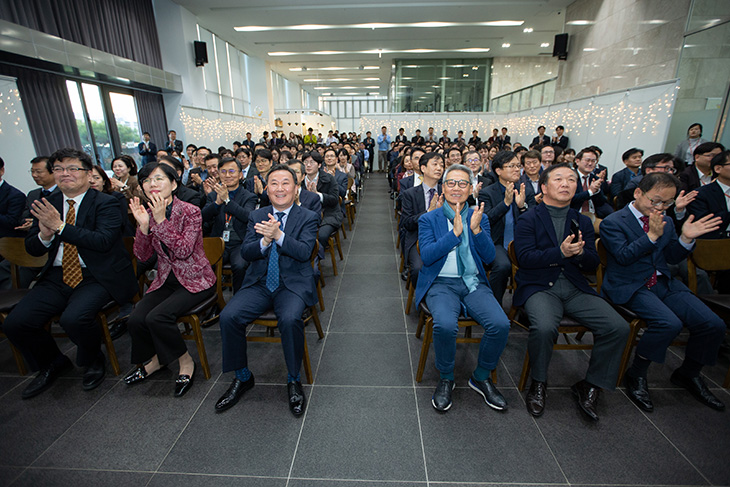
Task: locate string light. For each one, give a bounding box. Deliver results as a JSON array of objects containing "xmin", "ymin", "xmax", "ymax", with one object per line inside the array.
[
  {"xmin": 0, "ymin": 87, "xmax": 24, "ymax": 136},
  {"xmin": 179, "ymin": 107, "xmax": 268, "ymax": 145}
]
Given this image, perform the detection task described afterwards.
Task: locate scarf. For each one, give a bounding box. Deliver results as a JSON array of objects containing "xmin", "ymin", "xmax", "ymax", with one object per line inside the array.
[{"xmin": 442, "ymin": 202, "xmax": 479, "ymax": 293}]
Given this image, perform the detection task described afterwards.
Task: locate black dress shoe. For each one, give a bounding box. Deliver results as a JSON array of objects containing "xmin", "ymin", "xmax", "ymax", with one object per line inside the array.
[
  {"xmin": 432, "ymin": 378, "xmax": 455, "ymax": 412},
  {"xmin": 624, "ymin": 373, "xmax": 653, "ymax": 412},
  {"xmin": 22, "ymin": 355, "xmax": 73, "ymax": 399},
  {"xmin": 469, "ymin": 376, "xmax": 508, "ymax": 411},
  {"xmin": 288, "ymin": 381, "xmax": 306, "ymax": 417},
  {"xmin": 124, "ymin": 365, "xmax": 148, "ymax": 385},
  {"xmin": 571, "ymin": 380, "xmax": 601, "ymax": 421},
  {"xmin": 82, "ymin": 353, "xmax": 106, "ymax": 391},
  {"xmin": 174, "ymin": 364, "xmax": 195, "ymax": 397},
  {"xmin": 670, "ymin": 370, "xmax": 725, "ymax": 411},
  {"xmin": 525, "ymin": 380, "xmax": 547, "ymax": 417},
  {"xmin": 215, "ymin": 375, "xmax": 255, "ymax": 412},
  {"xmin": 109, "ymin": 317, "xmax": 128, "ymax": 340}
]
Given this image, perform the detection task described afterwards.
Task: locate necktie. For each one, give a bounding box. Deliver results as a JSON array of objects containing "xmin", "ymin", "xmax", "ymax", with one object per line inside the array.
[
  {"xmin": 504, "ymin": 202, "xmax": 514, "ymax": 250},
  {"xmin": 62, "ymin": 200, "xmax": 83, "ymax": 288},
  {"xmin": 265, "ymin": 212, "xmax": 285, "ymax": 292},
  {"xmin": 639, "ymin": 215, "xmax": 658, "ymax": 288},
  {"xmin": 41, "ymin": 189, "xmax": 51, "ymax": 197},
  {"xmin": 581, "ymin": 176, "xmax": 590, "ymax": 212}
]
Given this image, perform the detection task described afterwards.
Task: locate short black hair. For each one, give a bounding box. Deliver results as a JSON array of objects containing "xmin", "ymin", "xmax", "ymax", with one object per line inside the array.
[
  {"xmin": 492, "ymin": 151, "xmax": 518, "ymax": 172},
  {"xmin": 575, "ymin": 148, "xmax": 598, "ymax": 161},
  {"xmin": 31, "ymin": 155, "xmax": 52, "ymax": 173},
  {"xmin": 419, "ymin": 151, "xmax": 444, "ymax": 170},
  {"xmin": 622, "ymin": 148, "xmax": 644, "ymax": 161},
  {"xmin": 521, "ymin": 150, "xmax": 541, "ymax": 163},
  {"xmin": 537, "ymin": 125, "xmax": 545, "ymax": 131},
  {"xmin": 638, "ymin": 172, "xmax": 679, "ymax": 194},
  {"xmin": 138, "ymin": 162, "xmax": 179, "ymax": 197},
  {"xmin": 538, "ymin": 162, "xmax": 575, "ymax": 188},
  {"xmin": 186, "ymin": 143, "xmax": 197, "ymax": 151},
  {"xmin": 687, "ymin": 123, "xmax": 702, "ymax": 136},
  {"xmin": 266, "ymin": 163, "xmax": 298, "ymax": 183},
  {"xmin": 235, "ymin": 147, "xmax": 251, "ymax": 158},
  {"xmin": 556, "ymin": 125, "xmax": 565, "ymax": 131},
  {"xmin": 159, "ymin": 155, "xmax": 184, "ymax": 176},
  {"xmin": 112, "ymin": 154, "xmax": 138, "ymax": 176},
  {"xmin": 143, "ymin": 131, "xmax": 150, "ymax": 136},
  {"xmin": 255, "ymin": 148, "xmax": 272, "ymax": 161},
  {"xmin": 219, "ymin": 156, "xmax": 241, "ymax": 171},
  {"xmin": 694, "ymin": 142, "xmax": 725, "ymax": 159},
  {"xmin": 640, "ymin": 153, "xmax": 674, "ymax": 175},
  {"xmin": 711, "ymin": 150, "xmax": 730, "ymax": 176},
  {"xmin": 303, "ymin": 151, "xmax": 324, "ymax": 165},
  {"xmin": 49, "ymin": 147, "xmax": 93, "ymax": 171},
  {"xmin": 204, "ymin": 153, "xmax": 221, "ymax": 165},
  {"xmin": 287, "ymin": 159, "xmax": 305, "ymax": 175}
]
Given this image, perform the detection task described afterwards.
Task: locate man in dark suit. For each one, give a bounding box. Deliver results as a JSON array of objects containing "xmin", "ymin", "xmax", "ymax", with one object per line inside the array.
[
  {"xmin": 241, "ymin": 132, "xmax": 256, "ymax": 150},
  {"xmin": 600, "ymin": 173, "xmax": 726, "ymax": 411},
  {"xmin": 513, "ymin": 163, "xmax": 629, "ymax": 420},
  {"xmin": 551, "ymin": 125, "xmax": 569, "ymax": 149},
  {"xmin": 439, "ymin": 130, "xmax": 451, "ymax": 145},
  {"xmin": 301, "ymin": 151, "xmax": 341, "ymax": 255},
  {"xmin": 468, "ymin": 130, "xmax": 481, "ymax": 146},
  {"xmin": 678, "ymin": 142, "xmax": 724, "ymax": 193},
  {"xmin": 497, "ymin": 127, "xmax": 511, "ymax": 149},
  {"xmin": 363, "ymin": 131, "xmax": 375, "ymax": 172},
  {"xmin": 519, "ymin": 150, "xmax": 543, "ymax": 203},
  {"xmin": 571, "ymin": 148, "xmax": 613, "ymax": 219},
  {"xmin": 202, "ymin": 157, "xmax": 258, "ymax": 291},
  {"xmin": 411, "ymin": 129, "xmax": 425, "ymax": 146},
  {"xmin": 395, "ymin": 127, "xmax": 408, "ymax": 144},
  {"xmin": 610, "ymin": 148, "xmax": 643, "ymax": 198},
  {"xmin": 687, "ymin": 150, "xmax": 730, "ymax": 238},
  {"xmin": 399, "ymin": 147, "xmax": 427, "ymax": 195},
  {"xmin": 399, "ymin": 152, "xmax": 444, "ymax": 287},
  {"xmin": 531, "ymin": 126, "xmax": 550, "ymax": 148},
  {"xmin": 216, "ymin": 164, "xmax": 319, "ymax": 416},
  {"xmin": 235, "ymin": 147, "xmax": 258, "ymax": 183},
  {"xmin": 138, "ymin": 132, "xmax": 157, "ymax": 166},
  {"xmin": 165, "ymin": 130, "xmax": 183, "ymax": 155},
  {"xmin": 479, "ymin": 151, "xmax": 536, "ymax": 307},
  {"xmin": 2, "ymin": 148, "xmax": 137, "ymax": 399},
  {"xmin": 415, "ymin": 163, "xmax": 510, "ymax": 412},
  {"xmin": 0, "ymin": 156, "xmax": 29, "ymax": 238},
  {"xmin": 287, "ymin": 160, "xmax": 322, "ymax": 218},
  {"xmin": 18, "ymin": 156, "xmax": 58, "ymax": 228}
]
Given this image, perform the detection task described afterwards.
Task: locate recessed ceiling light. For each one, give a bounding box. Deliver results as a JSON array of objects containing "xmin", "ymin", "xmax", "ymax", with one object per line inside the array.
[
  {"xmin": 535, "ymin": 64, "xmax": 541, "ymax": 68},
  {"xmin": 365, "ymin": 86, "xmax": 379, "ymax": 89},
  {"xmin": 472, "ymin": 66, "xmax": 479, "ymax": 70},
  {"xmin": 523, "ymin": 27, "xmax": 533, "ymax": 33},
  {"xmin": 313, "ymin": 87, "xmax": 331, "ymax": 90},
  {"xmin": 438, "ymin": 77, "xmax": 451, "ymax": 80},
  {"xmin": 566, "ymin": 20, "xmax": 594, "ymax": 25},
  {"xmin": 303, "ymin": 78, "xmax": 352, "ymax": 82},
  {"xmin": 401, "ymin": 77, "xmax": 413, "ymax": 80},
  {"xmin": 462, "ymin": 73, "xmax": 469, "ymax": 77},
  {"xmin": 540, "ymin": 42, "xmax": 550, "ymax": 47},
  {"xmin": 271, "ymin": 48, "xmax": 491, "ymax": 56},
  {"xmin": 502, "ymin": 43, "xmax": 510, "ymax": 48},
  {"xmin": 236, "ymin": 20, "xmax": 524, "ymax": 32},
  {"xmin": 288, "ymin": 66, "xmax": 378, "ymax": 71},
  {"xmin": 583, "ymin": 47, "xmax": 597, "ymax": 52},
  {"xmin": 458, "ymin": 48, "xmax": 490, "ymax": 53}
]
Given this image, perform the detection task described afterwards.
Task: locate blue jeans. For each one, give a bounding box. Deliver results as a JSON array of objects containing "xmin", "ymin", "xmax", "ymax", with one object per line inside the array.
[{"xmin": 425, "ymin": 277, "xmax": 510, "ymax": 375}]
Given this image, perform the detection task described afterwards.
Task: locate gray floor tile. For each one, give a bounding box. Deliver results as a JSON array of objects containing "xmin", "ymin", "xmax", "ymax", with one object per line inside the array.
[
  {"xmin": 149, "ymin": 472, "xmax": 286, "ymax": 486},
  {"xmin": 0, "ymin": 376, "xmax": 26, "ymax": 399},
  {"xmin": 233, "ymin": 332, "xmax": 324, "ymax": 385},
  {"xmin": 315, "ymin": 333, "xmax": 412, "ymax": 386},
  {"xmin": 328, "ymin": 296, "xmax": 406, "ymax": 333},
  {"xmin": 10, "ymin": 468, "xmax": 152, "ymax": 487},
  {"xmin": 158, "ymin": 383, "xmax": 302, "ymax": 477},
  {"xmin": 337, "ymin": 273, "xmax": 401, "ymax": 299},
  {"xmin": 343, "ymin": 255, "xmax": 398, "ymax": 275},
  {"xmin": 347, "ymin": 239, "xmax": 397, "ymax": 255},
  {"xmin": 291, "ymin": 387, "xmax": 426, "ymax": 481},
  {"xmin": 534, "ymin": 388, "xmax": 708, "ymax": 485},
  {"xmin": 0, "ymin": 466, "xmax": 23, "ymax": 487},
  {"xmin": 289, "ymin": 480, "xmax": 424, "ymax": 487},
  {"xmin": 417, "ymin": 388, "xmax": 565, "ymax": 483}
]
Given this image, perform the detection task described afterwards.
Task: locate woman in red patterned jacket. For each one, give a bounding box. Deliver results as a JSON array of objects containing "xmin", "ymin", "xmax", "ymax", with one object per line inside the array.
[{"xmin": 123, "ymin": 162, "xmax": 216, "ymax": 397}]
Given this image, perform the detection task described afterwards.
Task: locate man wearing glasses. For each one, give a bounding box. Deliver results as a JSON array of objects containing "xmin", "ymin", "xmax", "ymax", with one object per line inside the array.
[
  {"xmin": 3, "ymin": 148, "xmax": 137, "ymax": 399},
  {"xmin": 679, "ymin": 142, "xmax": 725, "ymax": 193},
  {"xmin": 600, "ymin": 173, "xmax": 726, "ymax": 412},
  {"xmin": 414, "ymin": 159, "xmax": 510, "ymax": 413}
]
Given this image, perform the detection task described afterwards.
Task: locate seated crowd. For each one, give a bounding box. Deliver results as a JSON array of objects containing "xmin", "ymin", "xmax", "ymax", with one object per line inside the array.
[{"xmin": 0, "ymin": 121, "xmax": 728, "ymax": 423}]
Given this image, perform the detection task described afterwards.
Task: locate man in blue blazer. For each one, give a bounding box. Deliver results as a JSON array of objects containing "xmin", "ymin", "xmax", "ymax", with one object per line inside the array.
[
  {"xmin": 600, "ymin": 172, "xmax": 726, "ymax": 411},
  {"xmin": 138, "ymin": 132, "xmax": 157, "ymax": 166},
  {"xmin": 415, "ymin": 163, "xmax": 510, "ymax": 413},
  {"xmin": 478, "ymin": 151, "xmax": 535, "ymax": 307},
  {"xmin": 514, "ymin": 163, "xmax": 628, "ymax": 421},
  {"xmin": 609, "ymin": 148, "xmax": 643, "ymax": 199},
  {"xmin": 216, "ymin": 164, "xmax": 319, "ymax": 417}
]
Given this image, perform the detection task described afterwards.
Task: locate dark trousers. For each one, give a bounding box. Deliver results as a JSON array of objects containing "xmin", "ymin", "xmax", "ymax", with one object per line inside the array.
[
  {"xmin": 219, "ymin": 281, "xmax": 306, "ymax": 377},
  {"xmin": 318, "ymin": 223, "xmax": 339, "ymax": 259},
  {"xmin": 524, "ymin": 276, "xmax": 629, "ymax": 389},
  {"xmin": 407, "ymin": 245, "xmax": 423, "ymax": 285},
  {"xmin": 223, "ymin": 244, "xmax": 248, "ymax": 292},
  {"xmin": 487, "ymin": 245, "xmax": 511, "ymax": 308},
  {"xmin": 627, "ymin": 276, "xmax": 725, "ymax": 365},
  {"xmin": 425, "ymin": 278, "xmax": 510, "ymax": 374},
  {"xmin": 2, "ymin": 268, "xmax": 111, "ymax": 371},
  {"xmin": 127, "ymin": 272, "xmax": 214, "ymax": 366}
]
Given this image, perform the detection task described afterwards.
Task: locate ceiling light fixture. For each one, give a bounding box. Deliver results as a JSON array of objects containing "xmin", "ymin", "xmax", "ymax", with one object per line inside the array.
[
  {"xmin": 501, "ymin": 43, "xmax": 510, "ymax": 48},
  {"xmin": 540, "ymin": 42, "xmax": 550, "ymax": 47},
  {"xmin": 289, "ymin": 66, "xmax": 379, "ymax": 72},
  {"xmin": 523, "ymin": 27, "xmax": 533, "ymax": 33},
  {"xmin": 270, "ymin": 48, "xmax": 490, "ymax": 57},
  {"xmin": 566, "ymin": 20, "xmax": 594, "ymax": 25},
  {"xmin": 235, "ymin": 20, "xmax": 524, "ymax": 32}
]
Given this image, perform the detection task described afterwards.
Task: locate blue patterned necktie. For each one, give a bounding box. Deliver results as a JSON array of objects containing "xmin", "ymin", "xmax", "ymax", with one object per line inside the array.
[{"xmin": 265, "ymin": 212, "xmax": 285, "ymax": 292}]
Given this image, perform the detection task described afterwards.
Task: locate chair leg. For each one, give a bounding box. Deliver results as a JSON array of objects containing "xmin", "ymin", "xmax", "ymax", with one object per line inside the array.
[
  {"xmin": 190, "ymin": 316, "xmax": 211, "ymax": 380},
  {"xmin": 302, "ymin": 334, "xmax": 313, "ymax": 384},
  {"xmin": 341, "ymin": 224, "xmax": 347, "ymax": 240},
  {"xmin": 10, "ymin": 343, "xmax": 27, "ymax": 375},
  {"xmin": 318, "ymin": 260, "xmax": 325, "ymax": 287},
  {"xmin": 491, "ymin": 368, "xmax": 497, "ymax": 385},
  {"xmin": 518, "ymin": 350, "xmax": 531, "ymax": 391},
  {"xmin": 334, "ymin": 232, "xmax": 343, "ymax": 260},
  {"xmin": 575, "ymin": 331, "xmax": 586, "ymax": 341},
  {"xmin": 316, "ymin": 281, "xmax": 325, "ymax": 311},
  {"xmin": 327, "ymin": 239, "xmax": 338, "ymax": 275},
  {"xmin": 616, "ymin": 318, "xmax": 642, "ymax": 387},
  {"xmin": 310, "ymin": 306, "xmax": 324, "ymax": 339},
  {"xmin": 405, "ymin": 281, "xmax": 415, "ymax": 315},
  {"xmin": 396, "ymin": 232, "xmax": 401, "ymax": 250},
  {"xmin": 416, "ymin": 317, "xmax": 434, "ymax": 382},
  {"xmin": 399, "ymin": 251, "xmax": 405, "ymax": 273},
  {"xmin": 724, "ymin": 364, "xmax": 730, "ymax": 389},
  {"xmin": 416, "ymin": 310, "xmax": 425, "ymax": 339},
  {"xmin": 98, "ymin": 313, "xmax": 120, "ymax": 376}
]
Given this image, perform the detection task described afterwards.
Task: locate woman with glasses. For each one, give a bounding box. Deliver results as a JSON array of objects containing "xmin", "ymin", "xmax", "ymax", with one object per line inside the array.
[
  {"xmin": 88, "ymin": 165, "xmax": 134, "ymax": 237},
  {"xmin": 124, "ymin": 162, "xmax": 216, "ymax": 397}
]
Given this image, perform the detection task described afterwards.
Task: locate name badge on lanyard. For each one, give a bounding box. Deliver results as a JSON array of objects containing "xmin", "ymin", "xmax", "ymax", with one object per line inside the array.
[{"xmin": 222, "ymin": 214, "xmax": 231, "ymax": 242}]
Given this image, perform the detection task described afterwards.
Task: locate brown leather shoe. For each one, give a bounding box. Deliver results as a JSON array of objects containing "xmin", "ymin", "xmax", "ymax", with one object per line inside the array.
[
  {"xmin": 525, "ymin": 380, "xmax": 547, "ymax": 417},
  {"xmin": 571, "ymin": 380, "xmax": 600, "ymax": 421}
]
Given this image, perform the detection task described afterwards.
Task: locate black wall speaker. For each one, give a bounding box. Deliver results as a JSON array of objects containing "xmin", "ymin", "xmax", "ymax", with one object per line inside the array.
[
  {"xmin": 194, "ymin": 41, "xmax": 208, "ymax": 67},
  {"xmin": 553, "ymin": 33, "xmax": 568, "ymax": 60}
]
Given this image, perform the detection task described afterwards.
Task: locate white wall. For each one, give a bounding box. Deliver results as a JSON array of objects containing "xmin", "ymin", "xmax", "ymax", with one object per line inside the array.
[
  {"xmin": 490, "ymin": 57, "xmax": 559, "ymax": 99},
  {"xmin": 0, "ymin": 76, "xmax": 41, "ymax": 193}
]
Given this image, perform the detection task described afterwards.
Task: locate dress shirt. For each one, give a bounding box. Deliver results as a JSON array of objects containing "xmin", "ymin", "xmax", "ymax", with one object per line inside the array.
[
  {"xmin": 697, "ymin": 166, "xmax": 712, "ymax": 186},
  {"xmin": 40, "ymin": 191, "xmax": 88, "ymax": 267},
  {"xmin": 241, "ymin": 165, "xmax": 251, "ymax": 180},
  {"xmin": 421, "ymin": 182, "xmax": 436, "ymax": 207},
  {"xmin": 414, "ymin": 173, "xmax": 424, "ymax": 187},
  {"xmin": 305, "ymin": 173, "xmax": 323, "ymax": 202},
  {"xmin": 259, "ymin": 205, "xmax": 293, "ymax": 252}
]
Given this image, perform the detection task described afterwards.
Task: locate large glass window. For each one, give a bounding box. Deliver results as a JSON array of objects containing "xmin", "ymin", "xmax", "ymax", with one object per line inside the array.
[{"xmin": 109, "ymin": 92, "xmax": 142, "ymax": 164}]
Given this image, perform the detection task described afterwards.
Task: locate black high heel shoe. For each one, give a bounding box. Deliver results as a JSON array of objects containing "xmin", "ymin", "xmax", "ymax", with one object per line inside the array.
[{"xmin": 174, "ymin": 363, "xmax": 195, "ymax": 397}]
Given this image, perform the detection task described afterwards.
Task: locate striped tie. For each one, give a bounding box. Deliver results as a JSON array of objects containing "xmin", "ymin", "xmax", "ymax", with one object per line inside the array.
[{"xmin": 62, "ymin": 200, "xmax": 83, "ymax": 288}]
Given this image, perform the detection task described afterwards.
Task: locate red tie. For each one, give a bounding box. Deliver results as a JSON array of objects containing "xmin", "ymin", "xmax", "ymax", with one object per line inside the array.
[
  {"xmin": 581, "ymin": 176, "xmax": 590, "ymax": 212},
  {"xmin": 639, "ymin": 215, "xmax": 658, "ymax": 288}
]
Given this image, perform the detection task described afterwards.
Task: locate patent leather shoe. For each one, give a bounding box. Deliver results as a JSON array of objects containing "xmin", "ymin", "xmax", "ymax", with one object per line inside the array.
[
  {"xmin": 432, "ymin": 378, "xmax": 455, "ymax": 412},
  {"xmin": 624, "ymin": 373, "xmax": 653, "ymax": 412},
  {"xmin": 525, "ymin": 380, "xmax": 547, "ymax": 417},
  {"xmin": 469, "ymin": 376, "xmax": 507, "ymax": 411},
  {"xmin": 288, "ymin": 381, "xmax": 306, "ymax": 417},
  {"xmin": 109, "ymin": 317, "xmax": 128, "ymax": 340},
  {"xmin": 82, "ymin": 353, "xmax": 106, "ymax": 391},
  {"xmin": 571, "ymin": 380, "xmax": 600, "ymax": 421},
  {"xmin": 215, "ymin": 375, "xmax": 255, "ymax": 412},
  {"xmin": 22, "ymin": 355, "xmax": 73, "ymax": 399},
  {"xmin": 670, "ymin": 370, "xmax": 725, "ymax": 411},
  {"xmin": 174, "ymin": 364, "xmax": 195, "ymax": 397},
  {"xmin": 124, "ymin": 365, "xmax": 148, "ymax": 385}
]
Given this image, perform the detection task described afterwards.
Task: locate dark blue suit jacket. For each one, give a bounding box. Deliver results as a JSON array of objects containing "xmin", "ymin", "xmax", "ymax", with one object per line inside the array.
[
  {"xmin": 399, "ymin": 183, "xmax": 441, "ymax": 258},
  {"xmin": 414, "ymin": 206, "xmax": 495, "ymax": 306},
  {"xmin": 518, "ymin": 173, "xmax": 541, "ymax": 196},
  {"xmin": 600, "ymin": 205, "xmax": 693, "ymax": 304},
  {"xmin": 399, "ymin": 174, "xmax": 415, "ymax": 193},
  {"xmin": 241, "ymin": 204, "xmax": 319, "ymax": 306},
  {"xmin": 201, "ymin": 185, "xmax": 257, "ymax": 241},
  {"xmin": 0, "ymin": 181, "xmax": 29, "ymax": 238},
  {"xmin": 687, "ymin": 181, "xmax": 730, "ymax": 239},
  {"xmin": 478, "ymin": 181, "xmax": 536, "ymax": 246},
  {"xmin": 610, "ymin": 167, "xmax": 640, "ymax": 198},
  {"xmin": 571, "ymin": 172, "xmax": 613, "ymax": 218},
  {"xmin": 298, "ymin": 189, "xmax": 322, "ymax": 223},
  {"xmin": 513, "ymin": 203, "xmax": 599, "ymax": 307},
  {"xmin": 138, "ymin": 141, "xmax": 157, "ymax": 166}
]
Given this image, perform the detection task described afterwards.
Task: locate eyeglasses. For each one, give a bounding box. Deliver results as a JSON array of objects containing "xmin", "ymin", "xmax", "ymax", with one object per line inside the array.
[
  {"xmin": 29, "ymin": 169, "xmax": 48, "ymax": 175},
  {"xmin": 642, "ymin": 192, "xmax": 675, "ymax": 208},
  {"xmin": 654, "ymin": 166, "xmax": 677, "ymax": 174},
  {"xmin": 219, "ymin": 169, "xmax": 239, "ymax": 175},
  {"xmin": 52, "ymin": 166, "xmax": 87, "ymax": 174},
  {"xmin": 444, "ymin": 179, "xmax": 470, "ymax": 189},
  {"xmin": 503, "ymin": 164, "xmax": 522, "ymax": 170},
  {"xmin": 142, "ymin": 177, "xmax": 168, "ymax": 184}
]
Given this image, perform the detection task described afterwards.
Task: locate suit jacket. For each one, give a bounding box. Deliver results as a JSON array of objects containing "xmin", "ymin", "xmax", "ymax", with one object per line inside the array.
[
  {"xmin": 395, "ymin": 135, "xmax": 408, "ymax": 143},
  {"xmin": 599, "ymin": 205, "xmax": 692, "ymax": 304},
  {"xmin": 414, "ymin": 206, "xmax": 496, "ymax": 306},
  {"xmin": 332, "ymin": 170, "xmax": 348, "ymax": 199},
  {"xmin": 201, "ymin": 185, "xmax": 257, "ymax": 242},
  {"xmin": 497, "ymin": 135, "xmax": 511, "ymax": 148},
  {"xmin": 241, "ymin": 164, "xmax": 259, "ymax": 182},
  {"xmin": 399, "ymin": 174, "xmax": 417, "ymax": 193},
  {"xmin": 439, "ymin": 137, "xmax": 451, "ymax": 144},
  {"xmin": 298, "ymin": 188, "xmax": 322, "ymax": 221},
  {"xmin": 23, "ymin": 186, "xmax": 61, "ymax": 220},
  {"xmin": 138, "ymin": 141, "xmax": 157, "ymax": 165},
  {"xmin": 134, "ymin": 197, "xmax": 216, "ymax": 294},
  {"xmin": 478, "ymin": 181, "xmax": 535, "ymax": 246},
  {"xmin": 399, "ymin": 184, "xmax": 441, "ymax": 258},
  {"xmin": 176, "ymin": 184, "xmax": 204, "ymax": 209},
  {"xmin": 687, "ymin": 181, "xmax": 730, "ymax": 239},
  {"xmin": 241, "ymin": 139, "xmax": 256, "ymax": 150},
  {"xmin": 518, "ymin": 173, "xmax": 541, "ymax": 196},
  {"xmin": 468, "ymin": 136, "xmax": 481, "ymax": 145},
  {"xmin": 553, "ymin": 135, "xmax": 569, "ymax": 149},
  {"xmin": 679, "ymin": 165, "xmax": 703, "ymax": 193},
  {"xmin": 25, "ymin": 190, "xmax": 137, "ymax": 303},
  {"xmin": 610, "ymin": 167, "xmax": 640, "ymax": 198},
  {"xmin": 241, "ymin": 204, "xmax": 319, "ymax": 306},
  {"xmin": 0, "ymin": 181, "xmax": 30, "ymax": 237},
  {"xmin": 411, "ymin": 135, "xmax": 425, "ymax": 145},
  {"xmin": 303, "ymin": 171, "xmax": 342, "ymax": 228},
  {"xmin": 571, "ymin": 172, "xmax": 614, "ymax": 218},
  {"xmin": 165, "ymin": 139, "xmax": 183, "ymax": 154},
  {"xmin": 513, "ymin": 204, "xmax": 599, "ymax": 307},
  {"xmin": 531, "ymin": 135, "xmax": 550, "ymax": 147}
]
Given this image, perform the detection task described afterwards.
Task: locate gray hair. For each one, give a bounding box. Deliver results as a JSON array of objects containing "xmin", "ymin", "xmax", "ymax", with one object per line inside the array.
[{"xmin": 443, "ymin": 163, "xmax": 475, "ymax": 184}]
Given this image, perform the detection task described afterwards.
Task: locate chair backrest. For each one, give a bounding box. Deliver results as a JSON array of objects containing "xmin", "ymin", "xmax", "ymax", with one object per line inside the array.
[
  {"xmin": 687, "ymin": 238, "xmax": 730, "ymax": 293},
  {"xmin": 122, "ymin": 236, "xmax": 137, "ymax": 275},
  {"xmin": 310, "ymin": 240, "xmax": 319, "ymax": 268},
  {"xmin": 203, "ymin": 237, "xmax": 225, "ymax": 299},
  {"xmin": 0, "ymin": 237, "xmax": 48, "ymax": 288},
  {"xmin": 595, "ymin": 238, "xmax": 605, "ymax": 293}
]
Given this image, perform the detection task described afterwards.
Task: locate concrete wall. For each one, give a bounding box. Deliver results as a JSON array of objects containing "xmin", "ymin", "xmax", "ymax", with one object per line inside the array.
[{"xmin": 490, "ymin": 56, "xmax": 559, "ymax": 99}]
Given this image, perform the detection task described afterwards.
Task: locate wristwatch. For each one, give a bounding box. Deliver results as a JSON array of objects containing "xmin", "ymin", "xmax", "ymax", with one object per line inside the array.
[
  {"xmin": 55, "ymin": 222, "xmax": 65, "ymax": 234},
  {"xmin": 224, "ymin": 197, "xmax": 230, "ymax": 204}
]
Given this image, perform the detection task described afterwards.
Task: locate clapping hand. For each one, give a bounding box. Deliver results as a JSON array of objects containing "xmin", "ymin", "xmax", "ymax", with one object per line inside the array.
[
  {"xmin": 470, "ymin": 203, "xmax": 484, "ymax": 235},
  {"xmin": 254, "ymin": 213, "xmax": 283, "ymax": 245},
  {"xmin": 452, "ymin": 201, "xmax": 463, "ymax": 237},
  {"xmin": 14, "ymin": 218, "xmax": 33, "ymax": 231},
  {"xmin": 214, "ymin": 182, "xmax": 229, "ymax": 205},
  {"xmin": 147, "ymin": 193, "xmax": 168, "ymax": 224},
  {"xmin": 681, "ymin": 214, "xmax": 722, "ymax": 243},
  {"xmin": 503, "ymin": 182, "xmax": 515, "ymax": 206},
  {"xmin": 129, "ymin": 196, "xmax": 150, "ymax": 233},
  {"xmin": 472, "ymin": 181, "xmax": 482, "ymax": 200},
  {"xmin": 646, "ymin": 210, "xmax": 666, "ymax": 242},
  {"xmin": 675, "ymin": 190, "xmax": 698, "ymax": 212},
  {"xmin": 514, "ymin": 183, "xmax": 527, "ymax": 208},
  {"xmin": 428, "ymin": 194, "xmax": 444, "ymax": 212},
  {"xmin": 254, "ymin": 176, "xmax": 264, "ymax": 195},
  {"xmin": 30, "ymin": 198, "xmax": 62, "ymax": 240},
  {"xmin": 560, "ymin": 231, "xmax": 584, "ymax": 257}
]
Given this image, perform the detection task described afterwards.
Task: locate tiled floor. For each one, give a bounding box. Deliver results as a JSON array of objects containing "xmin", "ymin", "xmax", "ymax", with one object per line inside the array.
[{"xmin": 0, "ymin": 175, "xmax": 729, "ymax": 487}]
